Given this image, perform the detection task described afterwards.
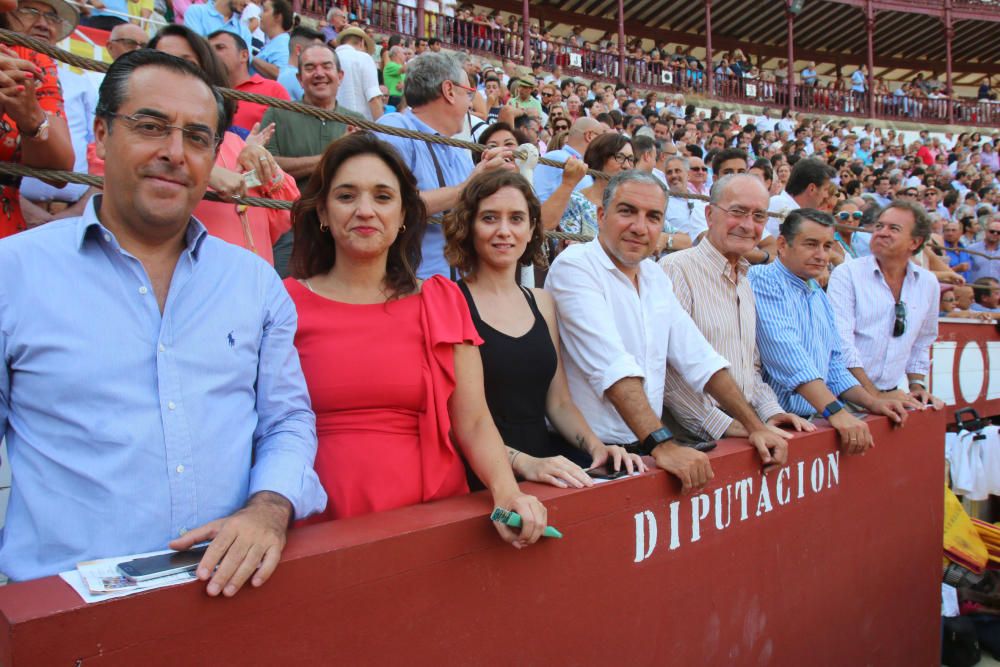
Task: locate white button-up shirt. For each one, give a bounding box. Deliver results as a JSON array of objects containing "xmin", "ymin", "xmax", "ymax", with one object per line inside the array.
[
  {"xmin": 546, "ymin": 239, "xmax": 729, "ymax": 444},
  {"xmin": 766, "ymin": 191, "xmax": 799, "ymax": 238},
  {"xmin": 827, "ymin": 254, "xmax": 939, "ymax": 390},
  {"xmin": 335, "ymin": 44, "xmax": 382, "ymax": 120}
]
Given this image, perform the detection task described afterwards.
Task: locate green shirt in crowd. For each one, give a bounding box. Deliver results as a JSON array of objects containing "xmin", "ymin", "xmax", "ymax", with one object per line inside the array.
[{"xmin": 383, "ymin": 61, "xmax": 404, "ymax": 97}]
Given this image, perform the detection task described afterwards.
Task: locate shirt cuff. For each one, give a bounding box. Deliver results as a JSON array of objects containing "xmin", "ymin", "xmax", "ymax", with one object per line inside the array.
[
  {"xmin": 249, "ymin": 456, "xmax": 328, "ymax": 520},
  {"xmin": 829, "ymin": 373, "xmax": 861, "ymax": 398},
  {"xmin": 595, "ymin": 354, "xmax": 645, "ymax": 396},
  {"xmin": 701, "ymin": 407, "xmax": 733, "ymax": 440},
  {"xmin": 757, "ymin": 400, "xmax": 786, "ymax": 424}
]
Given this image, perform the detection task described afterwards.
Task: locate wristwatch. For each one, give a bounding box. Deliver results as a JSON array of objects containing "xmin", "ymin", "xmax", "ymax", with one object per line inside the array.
[
  {"xmin": 22, "ymin": 113, "xmax": 49, "ymax": 142},
  {"xmin": 633, "ymin": 427, "xmax": 671, "ymax": 456},
  {"xmin": 821, "ymin": 400, "xmax": 845, "ymax": 419}
]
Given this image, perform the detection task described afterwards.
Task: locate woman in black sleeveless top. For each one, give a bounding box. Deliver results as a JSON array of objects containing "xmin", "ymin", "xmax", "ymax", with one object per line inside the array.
[{"xmin": 445, "ymin": 171, "xmax": 645, "ymax": 489}]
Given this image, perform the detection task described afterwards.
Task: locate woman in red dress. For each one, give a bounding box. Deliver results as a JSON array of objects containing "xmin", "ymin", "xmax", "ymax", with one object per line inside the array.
[{"xmin": 285, "ymin": 132, "xmax": 548, "ymax": 548}]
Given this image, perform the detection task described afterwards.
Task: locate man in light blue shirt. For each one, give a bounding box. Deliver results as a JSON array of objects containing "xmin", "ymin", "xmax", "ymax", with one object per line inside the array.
[
  {"xmin": 185, "ymin": 0, "xmax": 252, "ymax": 47},
  {"xmin": 275, "ymin": 26, "xmax": 325, "ymax": 101},
  {"xmin": 251, "ymin": 0, "xmax": 291, "ymax": 80},
  {"xmin": 532, "ymin": 115, "xmax": 603, "ymax": 202},
  {"xmin": 0, "ymin": 51, "xmax": 325, "ymax": 587},
  {"xmin": 377, "ymin": 52, "xmax": 515, "ymax": 278},
  {"xmin": 750, "ymin": 208, "xmax": 906, "ymax": 454}
]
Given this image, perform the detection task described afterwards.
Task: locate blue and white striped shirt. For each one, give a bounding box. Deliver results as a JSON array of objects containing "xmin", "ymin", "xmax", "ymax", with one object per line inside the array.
[{"xmin": 748, "ymin": 259, "xmax": 859, "ymax": 416}]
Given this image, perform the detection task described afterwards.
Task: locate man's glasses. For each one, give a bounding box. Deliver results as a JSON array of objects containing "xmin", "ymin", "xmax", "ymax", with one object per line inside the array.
[
  {"xmin": 836, "ymin": 211, "xmax": 863, "ymax": 221},
  {"xmin": 688, "ymin": 166, "xmax": 707, "ymax": 172},
  {"xmin": 108, "ymin": 37, "xmax": 147, "ymax": 50},
  {"xmin": 448, "ymin": 80, "xmax": 476, "ymax": 101},
  {"xmin": 893, "ymin": 300, "xmax": 907, "ymax": 337},
  {"xmin": 711, "ymin": 203, "xmax": 768, "ymax": 224},
  {"xmin": 107, "ymin": 112, "xmax": 219, "ymax": 152},
  {"xmin": 613, "ymin": 153, "xmax": 636, "ymax": 166},
  {"xmin": 988, "ymin": 230, "xmax": 1000, "ymax": 236},
  {"xmin": 13, "ymin": 6, "xmax": 67, "ymax": 26}
]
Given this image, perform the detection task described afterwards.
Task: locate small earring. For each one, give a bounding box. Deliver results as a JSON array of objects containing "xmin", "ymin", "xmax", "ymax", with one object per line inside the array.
[
  {"xmin": 400, "ymin": 224, "xmax": 407, "ymax": 232},
  {"xmin": 320, "ymin": 221, "xmax": 329, "ymax": 231}
]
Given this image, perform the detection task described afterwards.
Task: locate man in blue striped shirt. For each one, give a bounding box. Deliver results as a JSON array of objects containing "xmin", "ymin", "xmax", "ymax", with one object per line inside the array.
[{"xmin": 749, "ymin": 209, "xmax": 908, "ymax": 455}]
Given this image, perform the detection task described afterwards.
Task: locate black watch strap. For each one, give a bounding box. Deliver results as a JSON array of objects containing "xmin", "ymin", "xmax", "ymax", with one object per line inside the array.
[{"xmin": 637, "ymin": 427, "xmax": 671, "ymax": 456}]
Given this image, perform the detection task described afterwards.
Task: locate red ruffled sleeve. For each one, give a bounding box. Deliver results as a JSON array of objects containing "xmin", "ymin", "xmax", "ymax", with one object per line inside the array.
[{"xmin": 417, "ymin": 275, "xmax": 484, "ymax": 502}]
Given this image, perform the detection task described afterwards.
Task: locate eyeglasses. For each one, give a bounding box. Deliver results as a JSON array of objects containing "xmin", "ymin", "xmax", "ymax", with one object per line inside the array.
[
  {"xmin": 108, "ymin": 37, "xmax": 147, "ymax": 50},
  {"xmin": 107, "ymin": 112, "xmax": 220, "ymax": 152},
  {"xmin": 613, "ymin": 153, "xmax": 636, "ymax": 166},
  {"xmin": 711, "ymin": 203, "xmax": 768, "ymax": 225},
  {"xmin": 893, "ymin": 300, "xmax": 907, "ymax": 337},
  {"xmin": 689, "ymin": 166, "xmax": 707, "ymax": 172},
  {"xmin": 13, "ymin": 5, "xmax": 68, "ymax": 27},
  {"xmin": 836, "ymin": 211, "xmax": 863, "ymax": 221},
  {"xmin": 988, "ymin": 230, "xmax": 1000, "ymax": 235},
  {"xmin": 448, "ymin": 80, "xmax": 476, "ymax": 101}
]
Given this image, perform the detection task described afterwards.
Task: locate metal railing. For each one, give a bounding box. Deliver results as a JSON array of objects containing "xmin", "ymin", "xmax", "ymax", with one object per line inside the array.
[{"xmin": 304, "ymin": 0, "xmax": 1000, "ymax": 128}]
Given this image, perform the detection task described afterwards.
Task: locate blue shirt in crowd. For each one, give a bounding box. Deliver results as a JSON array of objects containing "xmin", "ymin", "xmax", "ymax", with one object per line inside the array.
[
  {"xmin": 277, "ymin": 65, "xmax": 304, "ymax": 100},
  {"xmin": 944, "ymin": 240, "xmax": 972, "ymax": 280},
  {"xmin": 377, "ymin": 109, "xmax": 474, "ymax": 279},
  {"xmin": 0, "ymin": 198, "xmax": 326, "ymax": 581},
  {"xmin": 183, "ymin": 3, "xmax": 252, "ymax": 47},
  {"xmin": 257, "ymin": 32, "xmax": 290, "ymax": 69},
  {"xmin": 748, "ymin": 259, "xmax": 859, "ymax": 417},
  {"xmin": 967, "ymin": 240, "xmax": 1000, "ymax": 283},
  {"xmin": 532, "ymin": 144, "xmax": 593, "ymax": 203}
]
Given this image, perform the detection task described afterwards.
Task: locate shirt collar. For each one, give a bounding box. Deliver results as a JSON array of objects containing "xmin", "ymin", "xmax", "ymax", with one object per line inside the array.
[
  {"xmin": 403, "ymin": 108, "xmax": 444, "ymax": 137},
  {"xmin": 773, "ymin": 258, "xmax": 817, "ymax": 293},
  {"xmin": 698, "ymin": 238, "xmax": 749, "ymax": 281},
  {"xmin": 76, "ymin": 195, "xmax": 209, "ymax": 260},
  {"xmin": 872, "ymin": 255, "xmax": 920, "ymax": 283}
]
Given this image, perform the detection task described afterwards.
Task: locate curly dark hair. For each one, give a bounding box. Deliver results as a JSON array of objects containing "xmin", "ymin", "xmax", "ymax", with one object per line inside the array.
[
  {"xmin": 289, "ymin": 132, "xmax": 426, "ymax": 297},
  {"xmin": 443, "ymin": 171, "xmax": 546, "ymax": 278}
]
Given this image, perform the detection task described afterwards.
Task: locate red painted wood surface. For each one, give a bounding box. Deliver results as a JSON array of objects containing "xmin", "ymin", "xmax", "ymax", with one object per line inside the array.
[
  {"xmin": 0, "ymin": 410, "xmax": 945, "ymax": 666},
  {"xmin": 931, "ymin": 319, "xmax": 1000, "ymax": 422}
]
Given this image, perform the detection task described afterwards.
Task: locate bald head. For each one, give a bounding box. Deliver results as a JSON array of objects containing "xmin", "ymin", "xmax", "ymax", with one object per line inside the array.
[
  {"xmin": 710, "ymin": 173, "xmax": 769, "ymax": 206},
  {"xmin": 566, "ymin": 116, "xmax": 607, "ymax": 152},
  {"xmin": 107, "ymin": 23, "xmax": 148, "ymax": 60}
]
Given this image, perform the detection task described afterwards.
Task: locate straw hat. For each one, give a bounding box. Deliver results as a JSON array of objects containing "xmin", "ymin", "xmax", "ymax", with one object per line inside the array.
[{"xmin": 336, "ymin": 26, "xmax": 375, "ymax": 55}]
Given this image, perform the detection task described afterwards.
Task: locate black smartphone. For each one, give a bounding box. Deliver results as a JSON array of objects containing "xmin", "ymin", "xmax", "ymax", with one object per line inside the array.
[
  {"xmin": 116, "ymin": 545, "xmax": 209, "ymax": 583},
  {"xmin": 586, "ymin": 467, "xmax": 630, "ymax": 480}
]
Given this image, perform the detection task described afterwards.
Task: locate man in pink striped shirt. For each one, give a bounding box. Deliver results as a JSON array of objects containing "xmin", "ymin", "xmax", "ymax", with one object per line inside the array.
[{"xmin": 660, "ymin": 174, "xmax": 813, "ymax": 441}]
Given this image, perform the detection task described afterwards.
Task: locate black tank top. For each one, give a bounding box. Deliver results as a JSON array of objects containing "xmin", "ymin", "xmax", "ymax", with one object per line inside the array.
[{"xmin": 458, "ymin": 281, "xmax": 557, "ymax": 458}]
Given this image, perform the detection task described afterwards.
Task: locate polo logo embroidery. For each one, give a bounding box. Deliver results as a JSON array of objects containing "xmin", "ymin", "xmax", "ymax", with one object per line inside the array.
[{"xmin": 227, "ymin": 331, "xmax": 235, "ymax": 348}]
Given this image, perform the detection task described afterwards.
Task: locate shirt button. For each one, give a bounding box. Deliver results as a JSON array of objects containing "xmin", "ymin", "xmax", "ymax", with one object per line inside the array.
[
  {"xmin": 167, "ymin": 401, "xmax": 176, "ymax": 410},
  {"xmin": 179, "ymin": 527, "xmax": 187, "ymax": 537},
  {"xmin": 176, "ymin": 464, "xmax": 185, "ymax": 474},
  {"xmin": 158, "ymin": 344, "xmax": 166, "ymax": 352},
  {"xmin": 138, "ymin": 286, "xmax": 148, "ymax": 295},
  {"xmin": 103, "ymin": 233, "xmax": 111, "ymax": 242}
]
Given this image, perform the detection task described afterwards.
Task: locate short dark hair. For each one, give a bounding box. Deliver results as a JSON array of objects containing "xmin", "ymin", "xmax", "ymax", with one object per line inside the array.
[
  {"xmin": 631, "ymin": 135, "xmax": 655, "ymax": 162},
  {"xmin": 973, "ymin": 277, "xmax": 1000, "ymax": 305},
  {"xmin": 750, "ymin": 158, "xmax": 773, "ymax": 182},
  {"xmin": 780, "ymin": 208, "xmax": 834, "ymax": 242},
  {"xmin": 712, "ymin": 147, "xmax": 747, "ymax": 175},
  {"xmin": 786, "ymin": 158, "xmax": 835, "ymax": 196},
  {"xmin": 427, "ymin": 37, "xmax": 441, "ymax": 47},
  {"xmin": 96, "ymin": 48, "xmax": 228, "ymax": 142},
  {"xmin": 267, "ymin": 0, "xmax": 294, "ymax": 31},
  {"xmin": 207, "ymin": 28, "xmax": 248, "ymax": 54},
  {"xmin": 290, "ymin": 132, "xmax": 426, "ymax": 296},
  {"xmin": 444, "ymin": 171, "xmax": 546, "ymax": 277},
  {"xmin": 289, "ymin": 25, "xmax": 323, "ymax": 55}
]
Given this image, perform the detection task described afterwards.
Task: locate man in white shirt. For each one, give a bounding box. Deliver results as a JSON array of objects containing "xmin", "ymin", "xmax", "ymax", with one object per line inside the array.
[
  {"xmin": 827, "ymin": 200, "xmax": 943, "ymax": 409},
  {"xmin": 767, "ymin": 157, "xmax": 834, "ymax": 237},
  {"xmin": 546, "ymin": 171, "xmax": 790, "ymax": 491},
  {"xmin": 335, "ymin": 26, "xmax": 383, "ymax": 120}
]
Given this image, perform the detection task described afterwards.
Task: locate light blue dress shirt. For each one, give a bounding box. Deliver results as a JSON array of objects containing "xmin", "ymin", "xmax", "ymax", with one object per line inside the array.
[
  {"xmin": 183, "ymin": 3, "xmax": 252, "ymax": 47},
  {"xmin": 532, "ymin": 144, "xmax": 593, "ymax": 203},
  {"xmin": 967, "ymin": 240, "xmax": 1000, "ymax": 283},
  {"xmin": 89, "ymin": 0, "xmax": 127, "ymax": 20},
  {"xmin": 277, "ymin": 65, "xmax": 303, "ymax": 100},
  {"xmin": 378, "ymin": 109, "xmax": 474, "ymax": 279},
  {"xmin": 257, "ymin": 32, "xmax": 290, "ymax": 69},
  {"xmin": 0, "ymin": 198, "xmax": 326, "ymax": 581},
  {"xmin": 749, "ymin": 259, "xmax": 859, "ymax": 417}
]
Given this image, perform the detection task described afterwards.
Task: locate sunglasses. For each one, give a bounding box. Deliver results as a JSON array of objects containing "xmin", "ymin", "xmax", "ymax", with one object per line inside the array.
[
  {"xmin": 689, "ymin": 166, "xmax": 707, "ymax": 172},
  {"xmin": 893, "ymin": 301, "xmax": 907, "ymax": 338},
  {"xmin": 837, "ymin": 211, "xmax": 863, "ymax": 221}
]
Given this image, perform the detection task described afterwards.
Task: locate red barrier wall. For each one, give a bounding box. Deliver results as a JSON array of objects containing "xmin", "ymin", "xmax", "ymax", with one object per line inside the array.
[
  {"xmin": 0, "ymin": 410, "xmax": 945, "ymax": 666},
  {"xmin": 932, "ymin": 319, "xmax": 1000, "ymax": 421}
]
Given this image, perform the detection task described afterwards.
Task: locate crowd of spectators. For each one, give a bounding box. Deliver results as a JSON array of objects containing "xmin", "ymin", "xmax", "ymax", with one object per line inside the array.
[{"xmin": 0, "ymin": 0, "xmax": 997, "ymax": 594}]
